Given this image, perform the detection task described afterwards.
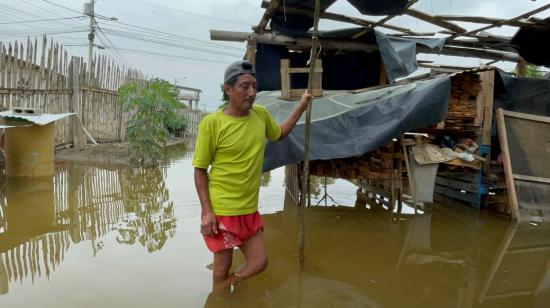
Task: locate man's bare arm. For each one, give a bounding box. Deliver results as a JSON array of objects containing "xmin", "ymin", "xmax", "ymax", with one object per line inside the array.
[
  {"xmin": 194, "ymin": 167, "xmax": 218, "ymax": 236},
  {"xmin": 278, "ymin": 90, "xmax": 312, "ymax": 139}
]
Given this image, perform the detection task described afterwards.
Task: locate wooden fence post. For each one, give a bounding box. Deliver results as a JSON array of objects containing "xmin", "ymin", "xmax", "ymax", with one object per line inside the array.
[{"xmin": 69, "ymin": 57, "xmax": 85, "ymax": 148}]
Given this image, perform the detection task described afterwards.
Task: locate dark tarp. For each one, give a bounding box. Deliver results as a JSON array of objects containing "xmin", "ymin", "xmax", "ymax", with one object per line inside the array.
[
  {"xmin": 256, "ymin": 42, "xmax": 382, "ymax": 92},
  {"xmin": 374, "ymin": 31, "xmax": 446, "ymax": 82},
  {"xmin": 270, "ymin": 0, "xmax": 337, "ymax": 37},
  {"xmin": 495, "ymin": 69, "xmax": 550, "ymax": 117},
  {"xmin": 511, "ymin": 17, "xmax": 550, "ymax": 68},
  {"xmin": 270, "ymin": 0, "xmax": 409, "ymax": 35},
  {"xmin": 346, "ymin": 0, "xmax": 408, "ymax": 15},
  {"xmin": 258, "ymin": 76, "xmax": 451, "ymax": 172},
  {"xmin": 255, "ymin": 29, "xmax": 445, "ymax": 91}
]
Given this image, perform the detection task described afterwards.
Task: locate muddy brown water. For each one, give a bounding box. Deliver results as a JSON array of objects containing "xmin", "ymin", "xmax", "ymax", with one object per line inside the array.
[{"xmin": 1, "ymin": 145, "xmax": 549, "ymax": 307}]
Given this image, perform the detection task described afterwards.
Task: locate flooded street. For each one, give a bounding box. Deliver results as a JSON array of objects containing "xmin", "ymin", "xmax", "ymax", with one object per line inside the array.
[{"xmin": 1, "ymin": 145, "xmax": 549, "ymax": 308}]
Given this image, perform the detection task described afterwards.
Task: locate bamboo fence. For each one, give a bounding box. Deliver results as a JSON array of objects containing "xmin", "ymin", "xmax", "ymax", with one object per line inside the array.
[{"xmin": 0, "ymin": 36, "xmax": 202, "ymax": 147}]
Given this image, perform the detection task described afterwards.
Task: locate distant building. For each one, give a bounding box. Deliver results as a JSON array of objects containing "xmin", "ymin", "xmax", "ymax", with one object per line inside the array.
[{"xmin": 176, "ymin": 86, "xmax": 201, "ymax": 110}]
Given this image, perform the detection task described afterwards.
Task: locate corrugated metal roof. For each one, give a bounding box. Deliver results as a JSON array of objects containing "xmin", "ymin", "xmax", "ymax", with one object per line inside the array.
[{"xmin": 0, "ymin": 112, "xmax": 74, "ymax": 125}]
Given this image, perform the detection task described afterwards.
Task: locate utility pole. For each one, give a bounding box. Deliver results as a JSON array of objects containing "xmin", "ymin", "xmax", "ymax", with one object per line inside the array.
[{"xmin": 84, "ymin": 0, "xmax": 95, "ymax": 76}]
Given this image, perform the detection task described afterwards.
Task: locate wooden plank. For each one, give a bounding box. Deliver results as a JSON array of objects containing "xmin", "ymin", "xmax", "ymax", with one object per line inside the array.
[
  {"xmin": 436, "ymin": 176, "xmax": 478, "ymax": 193},
  {"xmin": 434, "ymin": 15, "xmax": 534, "ymax": 27},
  {"xmin": 280, "ymin": 59, "xmax": 290, "ymax": 99},
  {"xmin": 211, "ymin": 30, "xmax": 519, "ymax": 62},
  {"xmin": 454, "ymin": 4, "xmax": 550, "ymax": 38},
  {"xmin": 291, "ymin": 88, "xmax": 321, "ymax": 98},
  {"xmin": 503, "ymin": 110, "xmax": 550, "ymax": 124},
  {"xmin": 244, "ymin": 39, "xmax": 257, "ymax": 66},
  {"xmin": 435, "ymin": 185, "xmax": 478, "ymax": 203},
  {"xmin": 496, "ymin": 108, "xmax": 520, "ymax": 221},
  {"xmin": 442, "ymin": 158, "xmax": 482, "ymax": 170},
  {"xmin": 289, "ymin": 67, "xmax": 323, "ymax": 73},
  {"xmin": 260, "ymin": 0, "xmax": 434, "ymax": 36},
  {"xmin": 406, "ymin": 8, "xmax": 466, "ymax": 34},
  {"xmin": 254, "ymin": 0, "xmax": 280, "ymax": 33},
  {"xmin": 513, "ymin": 174, "xmax": 550, "ymax": 185},
  {"xmin": 480, "ymin": 70, "xmax": 495, "ymax": 175}
]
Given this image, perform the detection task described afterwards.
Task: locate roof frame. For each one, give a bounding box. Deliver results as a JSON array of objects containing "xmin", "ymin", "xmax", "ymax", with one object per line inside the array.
[{"xmin": 244, "ymin": 0, "xmax": 550, "ymax": 65}]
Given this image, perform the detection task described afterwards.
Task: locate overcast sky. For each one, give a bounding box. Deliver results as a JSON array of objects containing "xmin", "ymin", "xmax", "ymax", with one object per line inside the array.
[{"xmin": 1, "ymin": 0, "xmax": 549, "ymax": 111}]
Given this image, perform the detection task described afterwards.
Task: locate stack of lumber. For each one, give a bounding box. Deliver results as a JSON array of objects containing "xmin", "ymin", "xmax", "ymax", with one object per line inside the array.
[
  {"xmin": 444, "ymin": 73, "xmax": 482, "ymax": 130},
  {"xmin": 309, "ymin": 143, "xmax": 405, "ymax": 181}
]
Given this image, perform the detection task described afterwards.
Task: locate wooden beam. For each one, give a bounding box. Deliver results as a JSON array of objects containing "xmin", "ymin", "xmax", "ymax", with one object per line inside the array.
[
  {"xmin": 496, "ymin": 108, "xmax": 520, "ymax": 221},
  {"xmin": 210, "ymin": 30, "xmax": 520, "ymax": 62},
  {"xmin": 254, "ymin": 0, "xmax": 280, "ymax": 33},
  {"xmin": 280, "ymin": 59, "xmax": 290, "ymax": 99},
  {"xmin": 210, "ymin": 29, "xmax": 379, "ymax": 51},
  {"xmin": 452, "ymin": 4, "xmax": 550, "ymax": 39},
  {"xmin": 260, "ymin": 0, "xmax": 434, "ymax": 36},
  {"xmin": 351, "ymin": 0, "xmax": 421, "ymax": 39},
  {"xmin": 418, "ymin": 45, "xmax": 519, "ymax": 63},
  {"xmin": 513, "ymin": 174, "xmax": 550, "ymax": 184},
  {"xmin": 503, "ymin": 110, "xmax": 550, "ymax": 124},
  {"xmin": 479, "ymin": 71, "xmax": 495, "ymax": 176},
  {"xmin": 435, "ymin": 15, "xmax": 535, "ymax": 28},
  {"xmin": 244, "ymin": 38, "xmax": 257, "ymax": 66},
  {"xmin": 407, "ymin": 8, "xmax": 467, "ymax": 34}
]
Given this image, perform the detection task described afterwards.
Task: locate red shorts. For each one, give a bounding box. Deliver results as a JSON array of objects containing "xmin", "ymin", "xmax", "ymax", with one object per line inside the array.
[{"xmin": 203, "ymin": 211, "xmax": 264, "ymax": 253}]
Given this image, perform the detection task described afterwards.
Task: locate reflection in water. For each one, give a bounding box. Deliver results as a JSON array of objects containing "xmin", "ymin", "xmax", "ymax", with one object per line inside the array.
[
  {"xmin": 1, "ymin": 146, "xmax": 550, "ymax": 307},
  {"xmin": 114, "ymin": 167, "xmax": 176, "ymax": 253},
  {"xmin": 205, "ymin": 170, "xmax": 550, "ymax": 308},
  {"xmin": 0, "ymin": 162, "xmax": 175, "ymax": 295}
]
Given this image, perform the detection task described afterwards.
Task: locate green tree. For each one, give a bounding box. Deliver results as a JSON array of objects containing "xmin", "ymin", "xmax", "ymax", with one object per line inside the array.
[
  {"xmin": 118, "ymin": 78, "xmax": 187, "ymax": 165},
  {"xmin": 526, "ymin": 64, "xmax": 543, "ymax": 78}
]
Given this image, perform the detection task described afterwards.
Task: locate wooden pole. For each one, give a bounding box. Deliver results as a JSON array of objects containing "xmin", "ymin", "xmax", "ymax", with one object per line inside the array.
[
  {"xmin": 496, "ymin": 108, "xmax": 520, "ymax": 221},
  {"xmin": 209, "ymin": 30, "xmax": 520, "ymax": 63},
  {"xmin": 299, "ymin": 0, "xmax": 320, "ymax": 264},
  {"xmin": 69, "ymin": 57, "xmax": 85, "ymax": 148}
]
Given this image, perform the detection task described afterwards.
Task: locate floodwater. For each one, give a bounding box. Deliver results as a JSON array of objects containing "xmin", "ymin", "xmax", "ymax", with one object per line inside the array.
[{"xmin": 1, "ymin": 144, "xmax": 549, "ymax": 308}]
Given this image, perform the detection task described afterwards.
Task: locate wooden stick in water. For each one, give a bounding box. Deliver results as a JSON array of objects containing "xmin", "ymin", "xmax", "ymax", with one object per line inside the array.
[{"xmin": 299, "ymin": 0, "xmax": 320, "ymax": 264}]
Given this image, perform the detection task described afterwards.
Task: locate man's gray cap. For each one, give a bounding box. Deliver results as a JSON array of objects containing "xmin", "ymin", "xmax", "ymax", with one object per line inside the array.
[{"xmin": 224, "ymin": 60, "xmax": 255, "ymax": 83}]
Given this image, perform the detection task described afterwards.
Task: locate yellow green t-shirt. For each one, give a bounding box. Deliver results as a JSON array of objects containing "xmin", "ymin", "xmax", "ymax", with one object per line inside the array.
[{"xmin": 192, "ymin": 105, "xmax": 281, "ymax": 216}]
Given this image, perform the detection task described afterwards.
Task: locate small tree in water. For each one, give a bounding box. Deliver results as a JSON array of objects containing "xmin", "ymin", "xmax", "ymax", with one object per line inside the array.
[{"xmin": 118, "ymin": 78, "xmax": 187, "ymax": 165}]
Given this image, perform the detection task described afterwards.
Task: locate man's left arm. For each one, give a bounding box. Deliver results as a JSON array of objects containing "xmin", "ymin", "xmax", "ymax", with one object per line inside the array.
[{"xmin": 278, "ymin": 91, "xmax": 312, "ymax": 140}]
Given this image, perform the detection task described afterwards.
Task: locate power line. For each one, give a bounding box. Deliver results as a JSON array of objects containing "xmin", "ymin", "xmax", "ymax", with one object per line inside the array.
[
  {"xmin": 0, "ymin": 29, "xmax": 88, "ymax": 36},
  {"xmin": 41, "ymin": 0, "xmax": 82, "ymax": 15},
  {"xmin": 98, "ymin": 23, "xmax": 242, "ymax": 51},
  {"xmin": 103, "ymin": 46, "xmax": 229, "ymax": 65},
  {"xmin": 95, "ymin": 16, "xmax": 243, "ymax": 51},
  {"xmin": 38, "ymin": 0, "xmax": 243, "ymax": 52},
  {"xmin": 96, "ymin": 25, "xmax": 136, "ymax": 68},
  {"xmin": 117, "ymin": 0, "xmax": 252, "ymax": 26},
  {"xmin": 0, "ymin": 16, "xmax": 83, "ymax": 25},
  {"xmin": 100, "ymin": 28, "xmax": 242, "ymax": 58}
]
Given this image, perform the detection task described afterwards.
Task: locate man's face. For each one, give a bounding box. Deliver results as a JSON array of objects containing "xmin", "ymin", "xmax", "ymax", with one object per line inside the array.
[{"xmin": 225, "ymin": 74, "xmax": 257, "ymax": 111}]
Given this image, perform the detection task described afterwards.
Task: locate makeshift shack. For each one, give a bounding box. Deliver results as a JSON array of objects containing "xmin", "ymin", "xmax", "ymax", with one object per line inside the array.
[{"xmin": 211, "ymin": 1, "xmax": 550, "ymax": 221}]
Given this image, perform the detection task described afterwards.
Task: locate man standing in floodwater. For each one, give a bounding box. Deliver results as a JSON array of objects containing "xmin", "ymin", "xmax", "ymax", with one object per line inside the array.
[{"xmin": 193, "ymin": 60, "xmax": 310, "ymax": 290}]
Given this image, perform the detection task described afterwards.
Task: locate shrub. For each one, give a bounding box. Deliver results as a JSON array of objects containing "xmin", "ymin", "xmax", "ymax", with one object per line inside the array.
[{"xmin": 118, "ymin": 78, "xmax": 187, "ymax": 165}]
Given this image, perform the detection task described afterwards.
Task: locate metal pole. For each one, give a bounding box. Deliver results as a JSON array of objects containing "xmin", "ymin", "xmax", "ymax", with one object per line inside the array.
[{"xmin": 299, "ymin": 0, "xmax": 321, "ymax": 264}]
